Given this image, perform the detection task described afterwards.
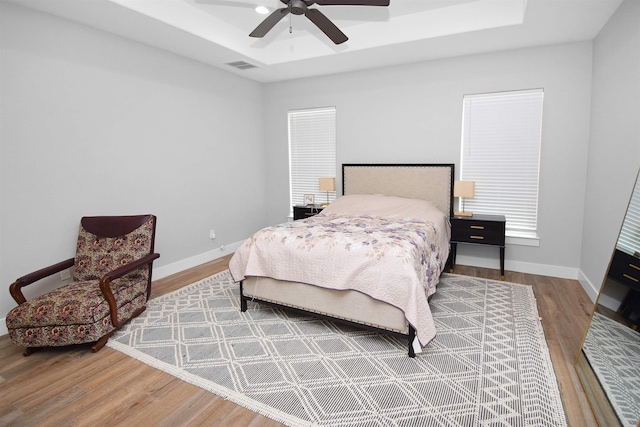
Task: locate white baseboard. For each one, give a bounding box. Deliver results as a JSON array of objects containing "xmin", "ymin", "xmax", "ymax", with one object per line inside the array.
[
  {"xmin": 456, "ymin": 255, "xmax": 604, "ymax": 306},
  {"xmin": 454, "ymin": 254, "xmax": 580, "ymax": 280},
  {"xmin": 596, "ymin": 293, "xmax": 622, "ymax": 312},
  {"xmin": 151, "ymin": 240, "xmax": 243, "ymax": 280},
  {"xmin": 577, "ymin": 270, "xmax": 602, "ymax": 304}
]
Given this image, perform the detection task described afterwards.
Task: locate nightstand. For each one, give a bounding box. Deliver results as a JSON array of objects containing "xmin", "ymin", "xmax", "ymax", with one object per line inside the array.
[
  {"xmin": 607, "ymin": 249, "xmax": 640, "ymax": 323},
  {"xmin": 607, "ymin": 249, "xmax": 640, "ymax": 292},
  {"xmin": 450, "ymin": 214, "xmax": 506, "ymax": 280},
  {"xmin": 293, "ymin": 205, "xmax": 324, "ymax": 220}
]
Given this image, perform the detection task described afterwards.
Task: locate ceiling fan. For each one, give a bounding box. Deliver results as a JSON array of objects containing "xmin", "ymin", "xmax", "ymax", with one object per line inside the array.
[{"xmin": 250, "ymin": 0, "xmax": 390, "ymax": 45}]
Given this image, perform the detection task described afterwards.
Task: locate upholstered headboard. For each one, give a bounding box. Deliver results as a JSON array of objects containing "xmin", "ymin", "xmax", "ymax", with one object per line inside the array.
[{"xmin": 342, "ymin": 164, "xmax": 454, "ymax": 218}]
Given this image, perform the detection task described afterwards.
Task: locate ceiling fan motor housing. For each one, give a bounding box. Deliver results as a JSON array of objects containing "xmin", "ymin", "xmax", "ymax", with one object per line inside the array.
[{"xmin": 287, "ymin": 0, "xmax": 308, "ymax": 15}]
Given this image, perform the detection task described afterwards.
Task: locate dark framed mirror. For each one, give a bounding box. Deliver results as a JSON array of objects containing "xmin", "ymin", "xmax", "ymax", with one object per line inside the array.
[{"xmin": 575, "ymin": 170, "xmax": 640, "ymax": 427}]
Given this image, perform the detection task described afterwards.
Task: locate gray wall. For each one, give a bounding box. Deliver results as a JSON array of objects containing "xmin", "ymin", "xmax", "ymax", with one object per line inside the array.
[
  {"xmin": 580, "ymin": 0, "xmax": 640, "ymax": 301},
  {"xmin": 0, "ymin": 3, "xmax": 266, "ymax": 328},
  {"xmin": 264, "ymin": 42, "xmax": 594, "ymax": 278}
]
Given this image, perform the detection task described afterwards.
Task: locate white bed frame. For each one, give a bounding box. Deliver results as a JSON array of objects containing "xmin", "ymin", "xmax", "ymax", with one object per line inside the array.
[{"xmin": 239, "ymin": 164, "xmax": 454, "ymax": 356}]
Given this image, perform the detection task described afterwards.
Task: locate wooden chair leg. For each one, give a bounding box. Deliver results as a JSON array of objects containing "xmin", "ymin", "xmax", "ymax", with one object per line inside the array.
[
  {"xmin": 91, "ymin": 334, "xmax": 112, "ymax": 352},
  {"xmin": 23, "ymin": 347, "xmax": 36, "ymax": 357},
  {"xmin": 92, "ymin": 305, "xmax": 147, "ymax": 352}
]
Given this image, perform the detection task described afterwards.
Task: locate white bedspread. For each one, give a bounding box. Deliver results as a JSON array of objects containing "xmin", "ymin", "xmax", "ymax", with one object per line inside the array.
[{"xmin": 229, "ymin": 194, "xmax": 451, "ymax": 347}]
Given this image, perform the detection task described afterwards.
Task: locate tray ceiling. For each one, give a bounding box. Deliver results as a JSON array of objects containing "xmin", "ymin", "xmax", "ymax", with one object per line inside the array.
[{"xmin": 6, "ymin": 0, "xmax": 623, "ymax": 82}]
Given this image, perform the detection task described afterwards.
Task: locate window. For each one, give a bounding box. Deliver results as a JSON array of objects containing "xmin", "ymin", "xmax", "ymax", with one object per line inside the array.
[
  {"xmin": 288, "ymin": 107, "xmax": 337, "ymax": 208},
  {"xmin": 460, "ymin": 89, "xmax": 544, "ymax": 241}
]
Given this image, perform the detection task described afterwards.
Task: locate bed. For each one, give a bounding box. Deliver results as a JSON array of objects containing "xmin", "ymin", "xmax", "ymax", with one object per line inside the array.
[{"xmin": 229, "ymin": 164, "xmax": 454, "ymax": 356}]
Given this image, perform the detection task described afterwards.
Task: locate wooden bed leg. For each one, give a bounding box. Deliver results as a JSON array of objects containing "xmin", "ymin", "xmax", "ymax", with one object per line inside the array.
[
  {"xmin": 239, "ymin": 281, "xmax": 247, "ymax": 312},
  {"xmin": 408, "ymin": 326, "xmax": 416, "ymax": 358}
]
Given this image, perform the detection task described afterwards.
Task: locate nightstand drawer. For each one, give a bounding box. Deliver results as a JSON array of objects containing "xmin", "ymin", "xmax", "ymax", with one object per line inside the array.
[
  {"xmin": 293, "ymin": 205, "xmax": 324, "ymax": 221},
  {"xmin": 608, "ymin": 249, "xmax": 640, "ymax": 292},
  {"xmin": 451, "ymin": 218, "xmax": 505, "ymax": 246}
]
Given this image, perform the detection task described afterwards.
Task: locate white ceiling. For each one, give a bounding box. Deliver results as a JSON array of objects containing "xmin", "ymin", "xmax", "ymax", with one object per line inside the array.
[{"xmin": 7, "ymin": 0, "xmax": 623, "ymax": 82}]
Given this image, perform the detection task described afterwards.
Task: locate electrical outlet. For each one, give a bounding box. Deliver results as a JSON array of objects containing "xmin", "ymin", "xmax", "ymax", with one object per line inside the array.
[{"xmin": 210, "ymin": 229, "xmax": 216, "ymax": 239}]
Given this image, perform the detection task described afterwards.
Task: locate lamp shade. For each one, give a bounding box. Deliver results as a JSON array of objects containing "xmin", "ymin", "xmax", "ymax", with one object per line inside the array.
[
  {"xmin": 454, "ymin": 181, "xmax": 475, "ymax": 198},
  {"xmin": 319, "ymin": 177, "xmax": 336, "ymax": 192}
]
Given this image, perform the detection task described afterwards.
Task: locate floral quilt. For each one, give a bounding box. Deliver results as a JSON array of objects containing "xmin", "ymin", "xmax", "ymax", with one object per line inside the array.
[{"xmin": 229, "ymin": 195, "xmax": 450, "ymax": 347}]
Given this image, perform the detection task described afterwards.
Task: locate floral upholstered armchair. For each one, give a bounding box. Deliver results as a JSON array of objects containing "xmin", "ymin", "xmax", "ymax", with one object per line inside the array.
[{"xmin": 6, "ymin": 215, "xmax": 159, "ymax": 356}]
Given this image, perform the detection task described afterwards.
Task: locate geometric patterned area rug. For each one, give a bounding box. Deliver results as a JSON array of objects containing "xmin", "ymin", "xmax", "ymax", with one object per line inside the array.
[
  {"xmin": 582, "ymin": 312, "xmax": 640, "ymax": 427},
  {"xmin": 107, "ymin": 271, "xmax": 567, "ymax": 427}
]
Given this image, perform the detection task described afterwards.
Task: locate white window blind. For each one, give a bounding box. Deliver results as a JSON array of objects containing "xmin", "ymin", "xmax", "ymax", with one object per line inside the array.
[
  {"xmin": 460, "ymin": 89, "xmax": 544, "ymax": 238},
  {"xmin": 617, "ymin": 176, "xmax": 640, "ymax": 256},
  {"xmin": 289, "ymin": 107, "xmax": 337, "ymax": 208}
]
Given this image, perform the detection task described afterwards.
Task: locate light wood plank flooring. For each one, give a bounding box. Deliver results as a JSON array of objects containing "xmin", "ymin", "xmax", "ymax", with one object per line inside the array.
[{"xmin": 0, "ymin": 256, "xmax": 598, "ymax": 426}]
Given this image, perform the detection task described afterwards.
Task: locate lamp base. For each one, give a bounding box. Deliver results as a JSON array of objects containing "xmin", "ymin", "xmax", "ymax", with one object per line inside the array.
[{"xmin": 454, "ymin": 211, "xmax": 473, "ymax": 217}]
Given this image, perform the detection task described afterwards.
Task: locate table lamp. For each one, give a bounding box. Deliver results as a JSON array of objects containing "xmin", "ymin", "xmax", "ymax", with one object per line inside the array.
[
  {"xmin": 454, "ymin": 180, "xmax": 475, "ymax": 217},
  {"xmin": 319, "ymin": 177, "xmax": 336, "ymax": 206}
]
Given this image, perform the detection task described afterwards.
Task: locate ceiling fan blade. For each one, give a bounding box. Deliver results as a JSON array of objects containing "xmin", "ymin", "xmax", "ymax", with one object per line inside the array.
[
  {"xmin": 305, "ymin": 8, "xmax": 348, "ymax": 44},
  {"xmin": 249, "ymin": 8, "xmax": 290, "ymax": 38},
  {"xmin": 315, "ymin": 0, "xmax": 390, "ymax": 6}
]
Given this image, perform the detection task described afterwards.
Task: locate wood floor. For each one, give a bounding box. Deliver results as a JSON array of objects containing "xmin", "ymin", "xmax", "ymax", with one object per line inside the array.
[{"xmin": 0, "ymin": 256, "xmax": 599, "ymax": 426}]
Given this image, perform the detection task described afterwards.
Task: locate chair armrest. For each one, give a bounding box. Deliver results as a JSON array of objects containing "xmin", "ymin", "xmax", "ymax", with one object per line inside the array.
[
  {"xmin": 10, "ymin": 258, "xmax": 75, "ymax": 305},
  {"xmin": 99, "ymin": 253, "xmax": 160, "ymax": 327},
  {"xmin": 102, "ymin": 253, "xmax": 160, "ymax": 283}
]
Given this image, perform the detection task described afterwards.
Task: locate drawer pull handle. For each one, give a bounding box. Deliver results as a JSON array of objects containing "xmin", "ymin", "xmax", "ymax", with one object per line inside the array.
[
  {"xmin": 470, "ymin": 235, "xmax": 485, "ymax": 240},
  {"xmin": 470, "ymin": 225, "xmax": 485, "ymax": 230},
  {"xmin": 623, "ymin": 274, "xmax": 639, "ymax": 283},
  {"xmin": 629, "ymin": 263, "xmax": 640, "ymax": 271}
]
